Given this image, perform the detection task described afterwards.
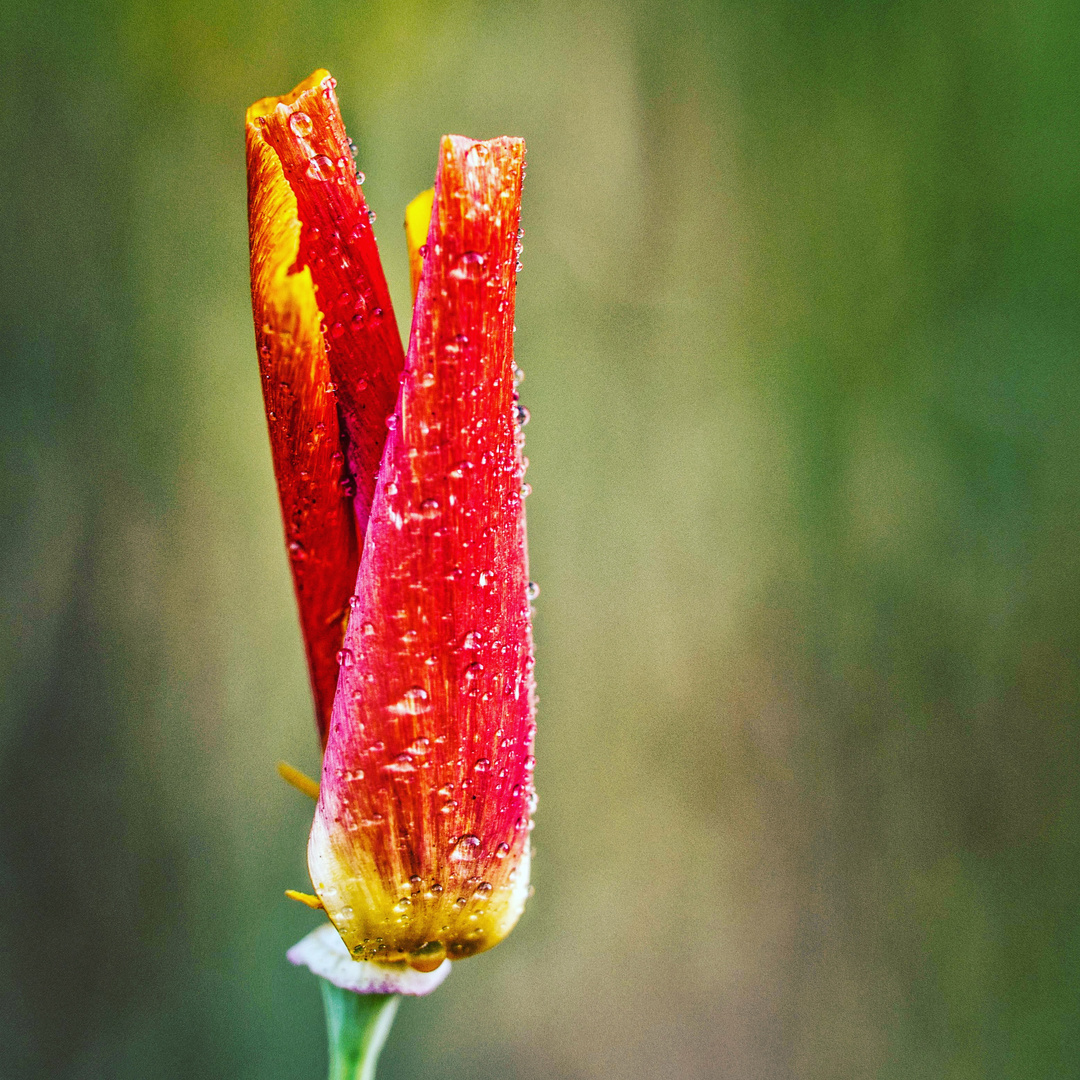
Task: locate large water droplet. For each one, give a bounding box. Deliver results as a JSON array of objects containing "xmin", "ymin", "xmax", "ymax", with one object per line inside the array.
[
  {"xmin": 449, "ymin": 251, "xmax": 485, "ymax": 281},
  {"xmin": 388, "ymin": 686, "xmax": 431, "ymax": 715},
  {"xmin": 289, "ymin": 111, "xmax": 313, "ymax": 137},
  {"xmin": 306, "ymin": 155, "xmax": 336, "ymax": 181},
  {"xmin": 450, "ymin": 834, "xmax": 481, "ymax": 861},
  {"xmin": 407, "ymin": 941, "xmax": 446, "ymax": 973}
]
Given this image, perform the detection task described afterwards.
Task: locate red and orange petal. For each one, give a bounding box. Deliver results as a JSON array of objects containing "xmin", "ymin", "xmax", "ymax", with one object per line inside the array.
[
  {"xmin": 246, "ymin": 72, "xmax": 406, "ymax": 741},
  {"xmin": 309, "ymin": 135, "xmax": 536, "ymax": 964}
]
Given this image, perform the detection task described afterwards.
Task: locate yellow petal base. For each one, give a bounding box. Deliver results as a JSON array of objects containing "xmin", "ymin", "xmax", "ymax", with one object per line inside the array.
[{"xmin": 307, "ymin": 812, "xmax": 531, "ymax": 964}]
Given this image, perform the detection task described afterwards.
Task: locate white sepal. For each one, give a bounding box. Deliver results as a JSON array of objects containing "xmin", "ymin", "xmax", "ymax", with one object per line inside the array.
[{"xmin": 287, "ymin": 923, "xmax": 451, "ymax": 996}]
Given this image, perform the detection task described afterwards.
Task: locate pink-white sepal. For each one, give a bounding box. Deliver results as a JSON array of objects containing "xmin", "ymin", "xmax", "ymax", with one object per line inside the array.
[{"xmin": 287, "ymin": 923, "xmax": 452, "ymax": 996}]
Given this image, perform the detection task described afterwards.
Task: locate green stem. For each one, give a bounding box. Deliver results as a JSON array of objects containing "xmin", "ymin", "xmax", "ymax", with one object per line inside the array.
[{"xmin": 319, "ymin": 980, "xmax": 400, "ymax": 1080}]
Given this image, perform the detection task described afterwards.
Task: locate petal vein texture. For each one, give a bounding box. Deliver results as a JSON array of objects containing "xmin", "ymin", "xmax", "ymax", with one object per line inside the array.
[
  {"xmin": 246, "ymin": 72, "xmax": 406, "ymax": 741},
  {"xmin": 309, "ymin": 135, "xmax": 536, "ymax": 964}
]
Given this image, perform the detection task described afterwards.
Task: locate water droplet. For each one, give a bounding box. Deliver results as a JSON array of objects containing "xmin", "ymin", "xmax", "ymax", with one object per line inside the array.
[
  {"xmin": 462, "ymin": 631, "xmax": 481, "ymax": 650},
  {"xmin": 475, "ymin": 881, "xmax": 493, "ymax": 896},
  {"xmin": 524, "ymin": 755, "xmax": 537, "ymax": 772},
  {"xmin": 289, "ymin": 111, "xmax": 313, "ymax": 137},
  {"xmin": 361, "ymin": 621, "xmax": 375, "ymax": 637},
  {"xmin": 349, "ymin": 594, "xmax": 362, "ymax": 612},
  {"xmin": 386, "ymin": 414, "xmax": 398, "ymax": 430},
  {"xmin": 449, "ymin": 251, "xmax": 485, "ymax": 281},
  {"xmin": 388, "ymin": 686, "xmax": 431, "ymax": 715},
  {"xmin": 419, "ymin": 243, "xmax": 429, "ymax": 257},
  {"xmin": 367, "ymin": 209, "xmax": 377, "ymax": 223},
  {"xmin": 306, "ymin": 154, "xmax": 336, "ymax": 181},
  {"xmin": 356, "ymin": 170, "xmax": 366, "ymax": 184},
  {"xmin": 465, "ymin": 662, "xmax": 484, "ymax": 681},
  {"xmin": 336, "ymin": 648, "xmax": 354, "ymax": 668},
  {"xmin": 515, "ymin": 404, "xmax": 531, "ymax": 426},
  {"xmin": 526, "ymin": 581, "xmax": 540, "ymax": 601},
  {"xmin": 439, "ymin": 799, "xmax": 459, "ymax": 814},
  {"xmin": 393, "ymin": 898, "xmax": 411, "ymax": 913},
  {"xmin": 407, "ymin": 941, "xmax": 446, "ymax": 972},
  {"xmin": 330, "ymin": 321, "xmax": 344, "ymax": 339},
  {"xmin": 465, "ymin": 143, "xmax": 491, "ymax": 167},
  {"xmin": 495, "ymin": 842, "xmax": 510, "ymax": 858},
  {"xmin": 450, "ymin": 834, "xmax": 481, "ymax": 861},
  {"xmin": 418, "ymin": 498, "xmax": 440, "ymax": 518},
  {"xmin": 472, "ymin": 758, "xmax": 490, "ymax": 772},
  {"xmin": 385, "ymin": 753, "xmax": 416, "ymax": 774}
]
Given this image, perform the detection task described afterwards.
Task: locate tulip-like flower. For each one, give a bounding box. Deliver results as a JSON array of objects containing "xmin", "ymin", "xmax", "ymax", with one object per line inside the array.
[{"xmin": 246, "ymin": 72, "xmax": 536, "ymax": 976}]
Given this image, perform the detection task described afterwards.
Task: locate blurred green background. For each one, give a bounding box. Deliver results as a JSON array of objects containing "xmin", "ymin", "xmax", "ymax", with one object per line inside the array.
[{"xmin": 3, "ymin": 0, "xmax": 1079, "ymax": 1076}]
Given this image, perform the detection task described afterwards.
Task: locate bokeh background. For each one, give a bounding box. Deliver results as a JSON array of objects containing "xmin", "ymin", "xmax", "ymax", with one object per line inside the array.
[{"xmin": 3, "ymin": 0, "xmax": 1079, "ymax": 1076}]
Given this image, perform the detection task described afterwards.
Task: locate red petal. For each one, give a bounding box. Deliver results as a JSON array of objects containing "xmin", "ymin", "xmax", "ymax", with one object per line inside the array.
[
  {"xmin": 309, "ymin": 135, "xmax": 535, "ymax": 963},
  {"xmin": 247, "ymin": 72, "xmax": 406, "ymax": 741},
  {"xmin": 253, "ymin": 74, "xmax": 405, "ymax": 538}
]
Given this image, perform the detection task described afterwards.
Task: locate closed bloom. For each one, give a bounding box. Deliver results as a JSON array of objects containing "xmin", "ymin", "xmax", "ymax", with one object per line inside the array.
[{"xmin": 246, "ymin": 72, "xmax": 536, "ymax": 972}]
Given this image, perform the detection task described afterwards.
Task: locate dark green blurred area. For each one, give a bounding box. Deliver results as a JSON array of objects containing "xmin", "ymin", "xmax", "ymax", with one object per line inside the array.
[{"xmin": 2, "ymin": 0, "xmax": 1078, "ymax": 1076}]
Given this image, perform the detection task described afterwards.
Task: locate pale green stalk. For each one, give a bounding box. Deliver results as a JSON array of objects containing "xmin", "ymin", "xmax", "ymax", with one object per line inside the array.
[{"xmin": 319, "ymin": 981, "xmax": 400, "ymax": 1080}]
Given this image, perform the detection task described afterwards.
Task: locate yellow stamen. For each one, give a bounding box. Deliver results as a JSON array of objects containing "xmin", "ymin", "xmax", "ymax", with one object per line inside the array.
[
  {"xmin": 285, "ymin": 889, "xmax": 325, "ymax": 910},
  {"xmin": 404, "ymin": 188, "xmax": 435, "ymax": 302},
  {"xmin": 277, "ymin": 760, "xmax": 320, "ymax": 800}
]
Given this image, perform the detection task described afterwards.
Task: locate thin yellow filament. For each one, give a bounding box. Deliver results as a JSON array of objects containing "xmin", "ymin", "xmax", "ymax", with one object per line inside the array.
[
  {"xmin": 285, "ymin": 889, "xmax": 325, "ymax": 910},
  {"xmin": 277, "ymin": 760, "xmax": 320, "ymax": 799}
]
